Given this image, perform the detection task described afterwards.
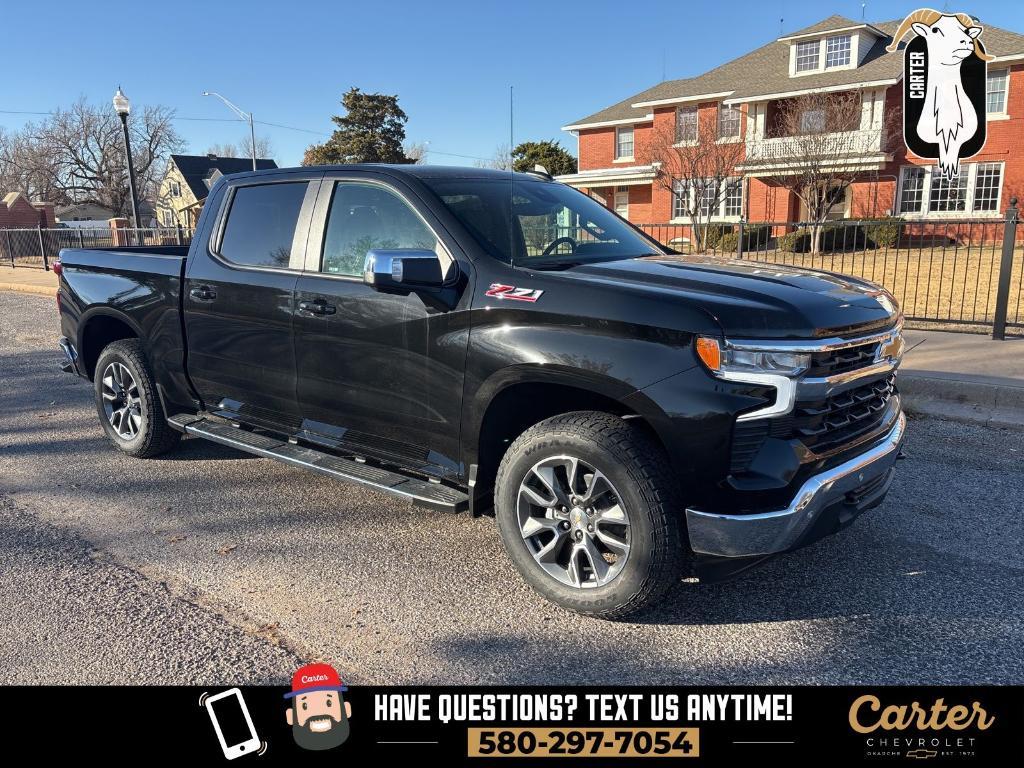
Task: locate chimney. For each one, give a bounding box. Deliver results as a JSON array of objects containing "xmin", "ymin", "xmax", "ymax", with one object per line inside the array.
[{"xmin": 207, "ymin": 153, "xmax": 217, "ymax": 161}]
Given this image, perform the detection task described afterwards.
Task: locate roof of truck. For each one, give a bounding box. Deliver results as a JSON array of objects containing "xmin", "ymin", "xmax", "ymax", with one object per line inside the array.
[{"xmin": 227, "ymin": 164, "xmax": 548, "ymax": 183}]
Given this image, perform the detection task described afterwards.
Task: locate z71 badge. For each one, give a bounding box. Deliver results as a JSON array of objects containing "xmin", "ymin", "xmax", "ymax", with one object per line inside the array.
[{"xmin": 484, "ymin": 283, "xmax": 544, "ymax": 303}]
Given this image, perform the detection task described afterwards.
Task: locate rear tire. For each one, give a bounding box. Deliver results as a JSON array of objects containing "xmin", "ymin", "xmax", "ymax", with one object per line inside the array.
[
  {"xmin": 94, "ymin": 339, "xmax": 181, "ymax": 458},
  {"xmin": 495, "ymin": 411, "xmax": 687, "ymax": 619}
]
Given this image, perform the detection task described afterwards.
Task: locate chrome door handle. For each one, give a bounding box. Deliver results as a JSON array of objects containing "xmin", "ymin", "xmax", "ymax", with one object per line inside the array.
[
  {"xmin": 298, "ymin": 299, "xmax": 336, "ymax": 316},
  {"xmin": 189, "ymin": 285, "xmax": 217, "ymax": 301}
]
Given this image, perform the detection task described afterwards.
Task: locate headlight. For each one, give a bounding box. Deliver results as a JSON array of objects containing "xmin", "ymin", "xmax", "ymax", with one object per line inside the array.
[{"xmin": 696, "ymin": 337, "xmax": 810, "ymax": 378}]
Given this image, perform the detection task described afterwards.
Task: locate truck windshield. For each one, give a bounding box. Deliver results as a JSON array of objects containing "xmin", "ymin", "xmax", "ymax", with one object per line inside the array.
[{"xmin": 423, "ymin": 177, "xmax": 664, "ymax": 267}]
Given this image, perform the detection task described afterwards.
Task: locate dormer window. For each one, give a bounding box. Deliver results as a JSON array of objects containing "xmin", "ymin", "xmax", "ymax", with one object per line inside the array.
[
  {"xmin": 795, "ymin": 40, "xmax": 819, "ymax": 72},
  {"xmin": 791, "ymin": 32, "xmax": 856, "ymax": 75},
  {"xmin": 825, "ymin": 35, "xmax": 852, "ymax": 67}
]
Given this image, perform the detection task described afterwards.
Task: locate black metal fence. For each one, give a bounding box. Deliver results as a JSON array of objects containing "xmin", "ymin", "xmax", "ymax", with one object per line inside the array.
[
  {"xmin": 5, "ymin": 207, "xmax": 1021, "ymax": 337},
  {"xmin": 639, "ymin": 200, "xmax": 1022, "ymax": 338},
  {"xmin": 0, "ymin": 226, "xmax": 195, "ymax": 270}
]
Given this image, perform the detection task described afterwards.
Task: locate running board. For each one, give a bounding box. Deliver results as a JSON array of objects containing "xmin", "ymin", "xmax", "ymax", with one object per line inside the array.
[{"xmin": 168, "ymin": 414, "xmax": 468, "ymax": 512}]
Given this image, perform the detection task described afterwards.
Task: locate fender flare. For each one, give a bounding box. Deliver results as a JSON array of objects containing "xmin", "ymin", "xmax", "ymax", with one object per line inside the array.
[
  {"xmin": 464, "ymin": 363, "xmax": 678, "ymax": 470},
  {"xmin": 76, "ymin": 306, "xmax": 146, "ymax": 370}
]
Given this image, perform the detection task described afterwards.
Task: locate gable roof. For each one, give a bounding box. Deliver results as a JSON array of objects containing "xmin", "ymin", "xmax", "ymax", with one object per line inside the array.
[
  {"xmin": 169, "ymin": 154, "xmax": 278, "ymax": 201},
  {"xmin": 565, "ymin": 16, "xmax": 1024, "ymax": 129}
]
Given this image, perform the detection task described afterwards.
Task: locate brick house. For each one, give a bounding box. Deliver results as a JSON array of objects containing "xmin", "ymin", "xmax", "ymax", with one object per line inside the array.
[
  {"xmin": 558, "ymin": 15, "xmax": 1024, "ymax": 228},
  {"xmin": 0, "ymin": 192, "xmax": 55, "ymax": 228},
  {"xmin": 156, "ymin": 154, "xmax": 277, "ymax": 228}
]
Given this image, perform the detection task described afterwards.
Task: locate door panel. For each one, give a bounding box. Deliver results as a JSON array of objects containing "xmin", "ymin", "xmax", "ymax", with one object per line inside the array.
[
  {"xmin": 184, "ymin": 177, "xmax": 319, "ymax": 428},
  {"xmin": 293, "ymin": 178, "xmax": 467, "ymax": 476}
]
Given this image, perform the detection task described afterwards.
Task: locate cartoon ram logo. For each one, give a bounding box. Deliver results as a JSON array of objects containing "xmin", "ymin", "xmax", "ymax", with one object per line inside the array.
[{"xmin": 888, "ymin": 8, "xmax": 992, "ymax": 181}]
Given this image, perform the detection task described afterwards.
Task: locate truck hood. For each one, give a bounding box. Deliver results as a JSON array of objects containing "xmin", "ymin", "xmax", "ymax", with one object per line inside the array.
[{"xmin": 563, "ymin": 256, "xmax": 899, "ymax": 338}]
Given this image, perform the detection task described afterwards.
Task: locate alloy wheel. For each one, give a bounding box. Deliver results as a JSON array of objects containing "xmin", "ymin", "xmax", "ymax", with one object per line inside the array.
[
  {"xmin": 101, "ymin": 362, "xmax": 142, "ymax": 440},
  {"xmin": 517, "ymin": 455, "xmax": 631, "ymax": 589}
]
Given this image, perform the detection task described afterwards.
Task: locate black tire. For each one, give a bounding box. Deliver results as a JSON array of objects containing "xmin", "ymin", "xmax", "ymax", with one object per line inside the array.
[
  {"xmin": 495, "ymin": 411, "xmax": 687, "ymax": 619},
  {"xmin": 93, "ymin": 339, "xmax": 181, "ymax": 458}
]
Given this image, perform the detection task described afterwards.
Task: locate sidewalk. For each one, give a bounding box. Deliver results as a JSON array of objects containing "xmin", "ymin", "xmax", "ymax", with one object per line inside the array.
[
  {"xmin": 0, "ymin": 266, "xmax": 57, "ymax": 297},
  {"xmin": 0, "ymin": 267, "xmax": 1020, "ymax": 427},
  {"xmin": 900, "ymin": 329, "xmax": 1024, "ymax": 430}
]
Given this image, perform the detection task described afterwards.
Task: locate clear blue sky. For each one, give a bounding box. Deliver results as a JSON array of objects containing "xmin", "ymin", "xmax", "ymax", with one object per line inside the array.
[{"xmin": 1, "ymin": 0, "xmax": 1019, "ymax": 167}]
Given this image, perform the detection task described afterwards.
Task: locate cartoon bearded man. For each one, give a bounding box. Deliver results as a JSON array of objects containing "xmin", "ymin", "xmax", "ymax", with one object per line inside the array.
[{"xmin": 284, "ymin": 663, "xmax": 352, "ymax": 751}]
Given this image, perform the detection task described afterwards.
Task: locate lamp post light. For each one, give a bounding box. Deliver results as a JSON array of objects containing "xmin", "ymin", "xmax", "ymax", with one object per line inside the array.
[
  {"xmin": 202, "ymin": 91, "xmax": 257, "ymax": 171},
  {"xmin": 113, "ymin": 87, "xmax": 142, "ymax": 231}
]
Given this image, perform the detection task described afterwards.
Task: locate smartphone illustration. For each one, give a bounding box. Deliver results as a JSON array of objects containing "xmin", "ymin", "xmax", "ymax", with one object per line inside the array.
[{"xmin": 205, "ymin": 688, "xmax": 261, "ymax": 760}]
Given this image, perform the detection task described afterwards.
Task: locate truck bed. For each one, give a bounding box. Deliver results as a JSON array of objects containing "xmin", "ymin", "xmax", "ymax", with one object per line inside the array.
[{"xmin": 57, "ymin": 245, "xmax": 191, "ymax": 405}]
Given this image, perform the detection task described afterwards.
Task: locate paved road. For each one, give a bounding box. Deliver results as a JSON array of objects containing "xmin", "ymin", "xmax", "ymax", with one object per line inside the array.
[{"xmin": 1, "ymin": 292, "xmax": 1021, "ymax": 685}]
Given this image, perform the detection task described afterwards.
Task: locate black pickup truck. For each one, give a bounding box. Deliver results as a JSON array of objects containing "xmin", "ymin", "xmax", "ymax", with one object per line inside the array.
[{"xmin": 56, "ymin": 165, "xmax": 906, "ymax": 618}]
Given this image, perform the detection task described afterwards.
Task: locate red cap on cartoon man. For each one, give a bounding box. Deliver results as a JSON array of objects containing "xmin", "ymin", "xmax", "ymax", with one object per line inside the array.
[{"xmin": 284, "ymin": 663, "xmax": 348, "ymax": 698}]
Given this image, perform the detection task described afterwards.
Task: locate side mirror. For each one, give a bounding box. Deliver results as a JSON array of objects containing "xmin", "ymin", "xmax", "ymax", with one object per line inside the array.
[{"xmin": 363, "ymin": 249, "xmax": 445, "ymax": 292}]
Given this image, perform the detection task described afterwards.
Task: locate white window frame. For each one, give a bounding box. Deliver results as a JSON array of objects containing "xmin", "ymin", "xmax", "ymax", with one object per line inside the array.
[
  {"xmin": 986, "ymin": 68, "xmax": 1009, "ymax": 117},
  {"xmin": 717, "ymin": 103, "xmax": 741, "ymax": 141},
  {"xmin": 795, "ymin": 40, "xmax": 819, "ymax": 73},
  {"xmin": 671, "ymin": 177, "xmax": 744, "ymax": 222},
  {"xmin": 614, "ymin": 186, "xmax": 630, "ymax": 219},
  {"xmin": 671, "ymin": 179, "xmax": 688, "ymax": 219},
  {"xmin": 791, "ymin": 34, "xmax": 855, "ymax": 76},
  {"xmin": 896, "ymin": 162, "xmax": 1004, "ymax": 217},
  {"xmin": 825, "ymin": 34, "xmax": 852, "ymax": 68},
  {"xmin": 675, "ymin": 105, "xmax": 698, "ymax": 144},
  {"xmin": 614, "ymin": 125, "xmax": 634, "ymax": 161}
]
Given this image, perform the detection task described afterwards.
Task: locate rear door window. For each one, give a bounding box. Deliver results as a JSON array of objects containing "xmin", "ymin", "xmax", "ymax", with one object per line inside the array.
[{"xmin": 218, "ymin": 182, "xmax": 308, "ymax": 269}]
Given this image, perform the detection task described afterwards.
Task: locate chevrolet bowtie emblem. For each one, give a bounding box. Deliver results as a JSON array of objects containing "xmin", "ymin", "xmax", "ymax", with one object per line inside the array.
[{"xmin": 878, "ymin": 333, "xmax": 905, "ymax": 361}]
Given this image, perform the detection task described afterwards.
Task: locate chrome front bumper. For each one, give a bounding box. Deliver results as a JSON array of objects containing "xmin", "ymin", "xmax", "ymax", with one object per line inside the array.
[{"xmin": 686, "ymin": 412, "xmax": 906, "ymax": 558}]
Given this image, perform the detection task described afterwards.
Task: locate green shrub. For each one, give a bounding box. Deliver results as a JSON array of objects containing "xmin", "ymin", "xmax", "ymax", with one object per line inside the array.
[
  {"xmin": 778, "ymin": 223, "xmax": 867, "ymax": 253},
  {"xmin": 862, "ymin": 217, "xmax": 903, "ymax": 248},
  {"xmin": 718, "ymin": 232, "xmax": 739, "ymax": 253},
  {"xmin": 779, "ymin": 228, "xmax": 811, "ymax": 252},
  {"xmin": 702, "ymin": 223, "xmax": 732, "ymax": 249},
  {"xmin": 717, "ymin": 224, "xmax": 772, "ymax": 255},
  {"xmin": 820, "ymin": 222, "xmax": 866, "ymax": 250},
  {"xmin": 742, "ymin": 223, "xmax": 772, "ymax": 250}
]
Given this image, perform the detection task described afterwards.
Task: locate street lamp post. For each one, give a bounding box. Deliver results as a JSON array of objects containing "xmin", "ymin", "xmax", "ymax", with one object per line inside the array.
[
  {"xmin": 202, "ymin": 91, "xmax": 257, "ymax": 171},
  {"xmin": 112, "ymin": 87, "xmax": 142, "ymax": 230}
]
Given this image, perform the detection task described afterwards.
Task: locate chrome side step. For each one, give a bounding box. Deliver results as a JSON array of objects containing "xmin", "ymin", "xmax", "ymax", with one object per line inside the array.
[{"xmin": 168, "ymin": 414, "xmax": 468, "ymax": 512}]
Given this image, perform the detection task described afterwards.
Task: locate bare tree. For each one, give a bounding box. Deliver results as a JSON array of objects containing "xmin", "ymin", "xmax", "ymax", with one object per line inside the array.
[
  {"xmin": 403, "ymin": 140, "xmax": 428, "ymax": 164},
  {"xmin": 206, "ymin": 135, "xmax": 274, "ymax": 159},
  {"xmin": 0, "ymin": 98, "xmax": 184, "ymax": 217},
  {"xmin": 761, "ymin": 90, "xmax": 900, "ymax": 253},
  {"xmin": 474, "ymin": 143, "xmax": 512, "ymax": 170},
  {"xmin": 0, "ymin": 127, "xmax": 62, "ymax": 202},
  {"xmin": 648, "ymin": 110, "xmax": 746, "ymax": 251}
]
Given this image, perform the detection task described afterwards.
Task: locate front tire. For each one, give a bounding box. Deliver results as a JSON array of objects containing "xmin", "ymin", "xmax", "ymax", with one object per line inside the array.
[
  {"xmin": 94, "ymin": 339, "xmax": 180, "ymax": 458},
  {"xmin": 495, "ymin": 411, "xmax": 687, "ymax": 619}
]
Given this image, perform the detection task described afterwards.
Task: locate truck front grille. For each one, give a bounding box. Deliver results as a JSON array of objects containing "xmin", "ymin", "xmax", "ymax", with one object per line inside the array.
[
  {"xmin": 805, "ymin": 340, "xmax": 880, "ymax": 377},
  {"xmin": 791, "ymin": 374, "xmax": 897, "ymax": 456}
]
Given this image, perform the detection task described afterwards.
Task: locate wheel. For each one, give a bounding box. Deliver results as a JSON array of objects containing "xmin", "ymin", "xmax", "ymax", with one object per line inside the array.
[
  {"xmin": 495, "ymin": 411, "xmax": 687, "ymax": 619},
  {"xmin": 94, "ymin": 339, "xmax": 181, "ymax": 458}
]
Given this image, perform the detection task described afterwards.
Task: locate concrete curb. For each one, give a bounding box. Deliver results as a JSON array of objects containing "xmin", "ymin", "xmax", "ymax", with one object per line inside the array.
[
  {"xmin": 899, "ymin": 373, "xmax": 1024, "ymax": 431},
  {"xmin": 0, "ymin": 283, "xmax": 55, "ymax": 298}
]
